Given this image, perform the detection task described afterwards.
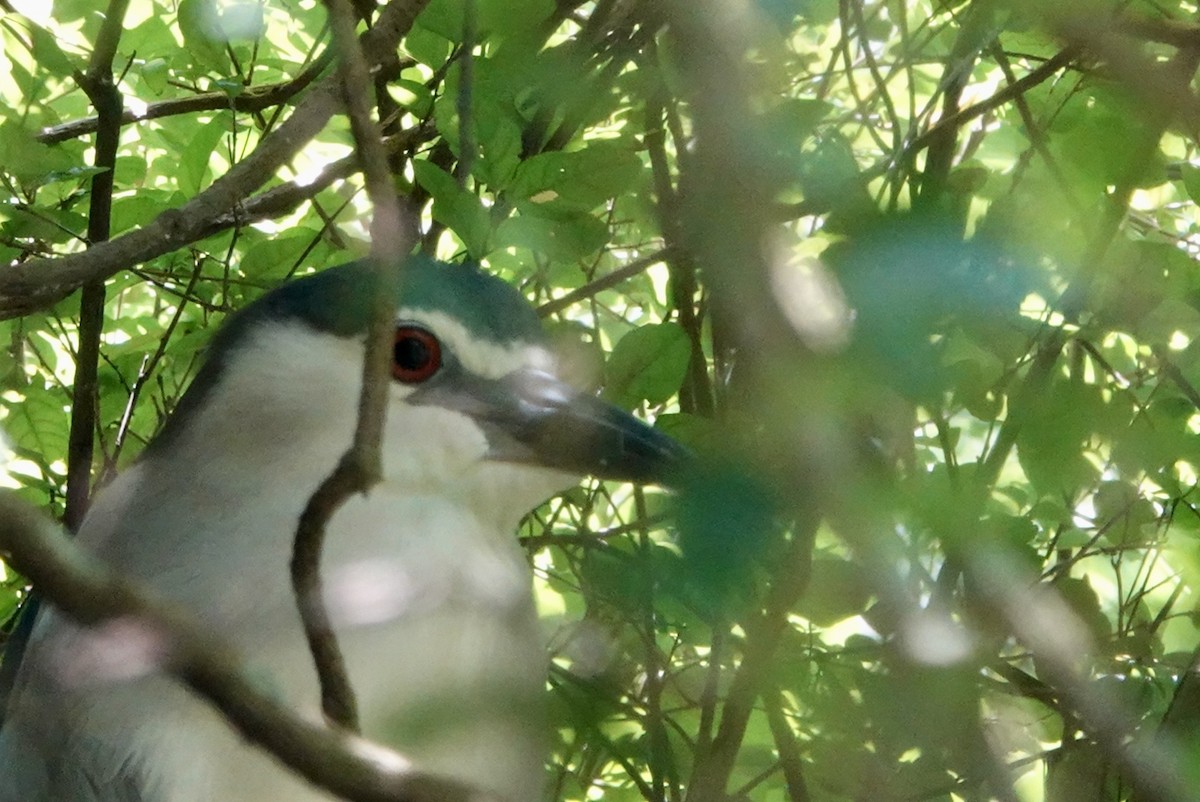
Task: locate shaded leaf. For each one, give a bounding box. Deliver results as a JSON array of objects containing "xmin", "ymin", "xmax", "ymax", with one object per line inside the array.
[{"xmin": 603, "ymin": 323, "xmax": 690, "ymax": 410}]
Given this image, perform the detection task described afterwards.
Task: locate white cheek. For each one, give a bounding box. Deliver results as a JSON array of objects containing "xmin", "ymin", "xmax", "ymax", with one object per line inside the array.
[{"xmin": 380, "ymin": 404, "xmax": 489, "ymax": 487}]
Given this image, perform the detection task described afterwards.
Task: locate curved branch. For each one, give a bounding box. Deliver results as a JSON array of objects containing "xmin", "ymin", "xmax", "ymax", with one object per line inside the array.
[{"xmin": 291, "ymin": 0, "xmax": 416, "ymax": 732}]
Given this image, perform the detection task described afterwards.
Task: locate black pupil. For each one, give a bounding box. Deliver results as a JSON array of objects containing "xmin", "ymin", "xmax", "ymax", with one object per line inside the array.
[{"xmin": 395, "ymin": 335, "xmax": 431, "ymax": 372}]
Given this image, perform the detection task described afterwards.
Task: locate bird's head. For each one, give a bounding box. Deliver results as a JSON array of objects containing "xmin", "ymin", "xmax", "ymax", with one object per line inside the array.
[{"xmin": 145, "ymin": 257, "xmax": 686, "ymax": 525}]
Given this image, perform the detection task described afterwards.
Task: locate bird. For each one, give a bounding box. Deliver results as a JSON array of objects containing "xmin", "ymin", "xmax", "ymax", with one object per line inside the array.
[{"xmin": 0, "ymin": 255, "xmax": 686, "ymax": 801}]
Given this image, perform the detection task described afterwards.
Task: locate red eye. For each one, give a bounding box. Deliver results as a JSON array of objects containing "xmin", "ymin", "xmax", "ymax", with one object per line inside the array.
[{"xmin": 392, "ymin": 326, "xmax": 442, "ymax": 383}]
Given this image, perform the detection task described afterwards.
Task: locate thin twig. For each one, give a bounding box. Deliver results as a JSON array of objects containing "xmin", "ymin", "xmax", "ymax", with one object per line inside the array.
[
  {"xmin": 291, "ymin": 0, "xmax": 413, "ymax": 732},
  {"xmin": 536, "ymin": 248, "xmax": 674, "ymax": 317},
  {"xmin": 36, "ymin": 48, "xmax": 338, "ymax": 144}
]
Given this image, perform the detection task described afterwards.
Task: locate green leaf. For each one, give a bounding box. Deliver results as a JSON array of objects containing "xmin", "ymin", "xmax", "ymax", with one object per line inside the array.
[
  {"xmin": 28, "ymin": 23, "xmax": 75, "ymax": 77},
  {"xmin": 126, "ymin": 13, "xmax": 179, "ymax": 56},
  {"xmin": 1138, "ymin": 298, "xmax": 1200, "ymax": 347},
  {"xmin": 1182, "ymin": 163, "xmax": 1200, "ymax": 205},
  {"xmin": 796, "ymin": 557, "xmax": 870, "ymax": 626},
  {"xmin": 113, "ymin": 156, "xmax": 149, "ymax": 186},
  {"xmin": 1015, "ymin": 379, "xmax": 1104, "ymax": 497},
  {"xmin": 6, "ymin": 205, "xmax": 86, "ymax": 243},
  {"xmin": 493, "ymin": 211, "xmax": 607, "ymax": 263},
  {"xmin": 419, "ymin": 0, "xmax": 555, "ymax": 40},
  {"xmin": 1052, "ymin": 83, "xmax": 1163, "ymax": 192},
  {"xmin": 412, "ymin": 160, "xmax": 491, "ymax": 258},
  {"xmin": 178, "ymin": 0, "xmax": 228, "ymax": 72},
  {"xmin": 603, "ymin": 323, "xmax": 690, "ymax": 409},
  {"xmin": 141, "ymin": 58, "xmax": 171, "ymax": 96},
  {"xmin": 579, "ymin": 548, "xmax": 640, "ymax": 613},
  {"xmin": 476, "ymin": 115, "xmax": 523, "ymax": 189},
  {"xmin": 1093, "ymin": 481, "xmax": 1158, "ymax": 547},
  {"xmin": 0, "ymin": 123, "xmax": 77, "ymax": 188},
  {"xmin": 239, "ymin": 231, "xmax": 319, "ymax": 281},
  {"xmin": 797, "ymin": 132, "xmax": 871, "ymax": 215},
  {"xmin": 760, "ymin": 97, "xmax": 832, "ymax": 179},
  {"xmin": 179, "ymin": 116, "xmax": 228, "ymax": 195},
  {"xmin": 509, "ymin": 144, "xmax": 644, "ymax": 210},
  {"xmin": 110, "ymin": 192, "xmax": 172, "ymax": 235},
  {"xmin": 652, "ymin": 412, "xmax": 714, "ymax": 452},
  {"xmin": 479, "ymin": 0, "xmax": 555, "ymax": 36},
  {"xmin": 217, "ymin": 2, "xmax": 265, "ymax": 42},
  {"xmin": 676, "ymin": 463, "xmax": 777, "ymax": 617},
  {"xmin": 403, "ymin": 25, "xmax": 452, "ymax": 66},
  {"xmin": 4, "ymin": 389, "xmax": 69, "ymax": 467},
  {"xmin": 1051, "ymin": 576, "xmax": 1110, "ymax": 642},
  {"xmin": 389, "ymin": 78, "xmax": 434, "ymax": 118}
]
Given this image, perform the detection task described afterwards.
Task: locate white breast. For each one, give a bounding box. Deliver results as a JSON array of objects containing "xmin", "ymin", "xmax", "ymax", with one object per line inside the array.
[{"xmin": 2, "ymin": 322, "xmax": 570, "ymax": 801}]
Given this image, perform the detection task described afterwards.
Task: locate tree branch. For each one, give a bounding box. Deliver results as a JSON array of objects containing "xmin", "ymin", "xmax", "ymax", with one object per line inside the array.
[
  {"xmin": 292, "ymin": 0, "xmax": 415, "ymax": 732},
  {"xmin": 535, "ymin": 248, "xmax": 674, "ymax": 317},
  {"xmin": 36, "ymin": 48, "xmax": 337, "ymax": 145},
  {"xmin": 64, "ymin": 0, "xmax": 131, "ymax": 531},
  {"xmin": 763, "ymin": 687, "xmax": 810, "ymax": 802},
  {"xmin": 684, "ymin": 519, "xmax": 817, "ymax": 802}
]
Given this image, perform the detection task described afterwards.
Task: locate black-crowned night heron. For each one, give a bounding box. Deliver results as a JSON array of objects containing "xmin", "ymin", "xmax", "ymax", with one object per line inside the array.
[{"xmin": 0, "ymin": 256, "xmax": 685, "ymax": 801}]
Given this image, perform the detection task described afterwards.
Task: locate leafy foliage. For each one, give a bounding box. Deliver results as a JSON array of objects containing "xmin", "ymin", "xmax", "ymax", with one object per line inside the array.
[{"xmin": 7, "ymin": 0, "xmax": 1200, "ymax": 800}]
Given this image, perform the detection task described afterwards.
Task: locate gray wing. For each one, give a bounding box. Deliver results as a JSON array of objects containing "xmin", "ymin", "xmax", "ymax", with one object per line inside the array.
[
  {"xmin": 0, "ymin": 723, "xmax": 148, "ymax": 802},
  {"xmin": 0, "ymin": 613, "xmax": 155, "ymax": 802}
]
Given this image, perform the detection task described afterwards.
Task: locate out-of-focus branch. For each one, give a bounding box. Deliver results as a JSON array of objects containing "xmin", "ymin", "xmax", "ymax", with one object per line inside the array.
[
  {"xmin": 1123, "ymin": 13, "xmax": 1200, "ymax": 47},
  {"xmin": 0, "ymin": 0, "xmax": 432, "ymax": 321},
  {"xmin": 292, "ymin": 0, "xmax": 415, "ymax": 733},
  {"xmin": 659, "ymin": 6, "xmax": 828, "ymax": 799},
  {"xmin": 0, "ymin": 491, "xmax": 496, "ymax": 802},
  {"xmin": 763, "ymin": 687, "xmax": 810, "ymax": 802},
  {"xmin": 968, "ymin": 547, "xmax": 1197, "ymax": 802},
  {"xmin": 684, "ymin": 520, "xmax": 817, "ymax": 802},
  {"xmin": 1038, "ymin": 6, "xmax": 1200, "ymax": 132}
]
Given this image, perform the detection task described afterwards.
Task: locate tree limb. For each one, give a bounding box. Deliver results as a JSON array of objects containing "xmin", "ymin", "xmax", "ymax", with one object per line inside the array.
[
  {"xmin": 36, "ymin": 48, "xmax": 337, "ymax": 145},
  {"xmin": 64, "ymin": 0, "xmax": 131, "ymax": 531},
  {"xmin": 292, "ymin": 0, "xmax": 415, "ymax": 732}
]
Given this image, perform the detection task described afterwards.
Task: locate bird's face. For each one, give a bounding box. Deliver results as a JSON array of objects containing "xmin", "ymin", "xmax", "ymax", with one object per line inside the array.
[
  {"xmin": 155, "ymin": 260, "xmax": 685, "ymax": 533},
  {"xmin": 380, "ymin": 303, "xmax": 684, "ymax": 529},
  {"xmin": 377, "ymin": 305, "xmax": 577, "ymax": 525}
]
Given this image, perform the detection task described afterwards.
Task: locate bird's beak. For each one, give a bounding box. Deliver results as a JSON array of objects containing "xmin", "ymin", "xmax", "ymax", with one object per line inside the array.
[{"xmin": 412, "ymin": 368, "xmax": 690, "ymax": 486}]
